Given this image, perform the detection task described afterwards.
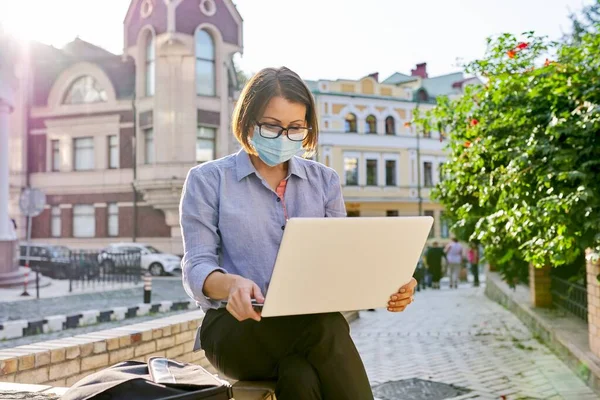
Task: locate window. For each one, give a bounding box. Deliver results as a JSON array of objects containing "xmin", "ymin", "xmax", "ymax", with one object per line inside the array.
[
  {"xmin": 107, "ymin": 203, "xmax": 118, "ymax": 237},
  {"xmin": 51, "ymin": 140, "xmax": 60, "ymax": 172},
  {"xmin": 144, "ymin": 128, "xmax": 154, "ymax": 164},
  {"xmin": 63, "ymin": 76, "xmax": 107, "ymax": 104},
  {"xmin": 386, "ymin": 210, "xmax": 399, "ymax": 217},
  {"xmin": 344, "ymin": 113, "xmax": 357, "ymax": 133},
  {"xmin": 73, "ymin": 137, "xmax": 94, "ymax": 171},
  {"xmin": 108, "ymin": 135, "xmax": 119, "ymax": 169},
  {"xmin": 195, "ymin": 30, "xmax": 216, "ymax": 96},
  {"xmin": 51, "ymin": 207, "xmax": 61, "ymax": 238},
  {"xmin": 145, "ymin": 34, "xmax": 155, "ymax": 96},
  {"xmin": 424, "ymin": 210, "xmax": 435, "ymax": 238},
  {"xmin": 385, "ymin": 116, "xmax": 395, "ymax": 135},
  {"xmin": 344, "ymin": 156, "xmax": 359, "ymax": 186},
  {"xmin": 440, "ymin": 211, "xmax": 450, "ymax": 238},
  {"xmin": 365, "ymin": 115, "xmax": 377, "ymax": 134},
  {"xmin": 196, "ymin": 126, "xmax": 216, "ymax": 163},
  {"xmin": 423, "ymin": 162, "xmax": 433, "ymax": 187},
  {"xmin": 439, "ymin": 162, "xmax": 445, "ymax": 182},
  {"xmin": 73, "ymin": 205, "xmax": 95, "ymax": 238},
  {"xmin": 366, "ymin": 159, "xmax": 378, "ymax": 186},
  {"xmin": 385, "ymin": 160, "xmax": 397, "ymax": 186}
]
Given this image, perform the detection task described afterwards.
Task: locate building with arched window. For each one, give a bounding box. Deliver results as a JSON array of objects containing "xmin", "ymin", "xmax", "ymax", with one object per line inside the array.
[
  {"xmin": 308, "ymin": 64, "xmax": 481, "ymax": 241},
  {"xmin": 7, "ymin": 0, "xmax": 243, "ymax": 253}
]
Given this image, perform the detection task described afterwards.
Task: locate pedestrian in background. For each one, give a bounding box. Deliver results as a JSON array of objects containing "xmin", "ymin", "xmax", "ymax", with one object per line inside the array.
[
  {"xmin": 444, "ymin": 238, "xmax": 464, "ymax": 289},
  {"xmin": 468, "ymin": 242, "xmax": 480, "ymax": 287},
  {"xmin": 424, "ymin": 241, "xmax": 445, "ymax": 289}
]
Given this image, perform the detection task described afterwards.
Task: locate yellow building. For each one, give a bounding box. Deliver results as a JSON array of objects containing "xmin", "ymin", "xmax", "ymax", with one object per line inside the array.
[{"xmin": 307, "ymin": 64, "xmax": 481, "ymax": 242}]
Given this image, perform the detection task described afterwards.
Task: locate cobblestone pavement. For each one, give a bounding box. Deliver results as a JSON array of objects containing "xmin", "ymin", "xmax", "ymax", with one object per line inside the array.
[
  {"xmin": 352, "ymin": 284, "xmax": 598, "ymax": 400},
  {"xmin": 0, "ymin": 277, "xmax": 188, "ymax": 322}
]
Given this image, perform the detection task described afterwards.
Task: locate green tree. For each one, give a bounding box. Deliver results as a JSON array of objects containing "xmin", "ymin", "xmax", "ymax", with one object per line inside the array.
[{"xmin": 417, "ymin": 21, "xmax": 600, "ymax": 285}]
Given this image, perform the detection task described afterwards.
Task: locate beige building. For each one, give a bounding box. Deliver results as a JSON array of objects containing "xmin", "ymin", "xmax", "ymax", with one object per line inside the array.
[
  {"xmin": 8, "ymin": 0, "xmax": 478, "ymax": 253},
  {"xmin": 308, "ymin": 64, "xmax": 480, "ymax": 241},
  {"xmin": 8, "ymin": 0, "xmax": 243, "ymax": 254}
]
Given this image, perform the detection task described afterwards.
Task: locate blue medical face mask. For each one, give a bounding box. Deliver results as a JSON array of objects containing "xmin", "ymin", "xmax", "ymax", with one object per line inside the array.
[{"xmin": 249, "ymin": 126, "xmax": 303, "ymax": 167}]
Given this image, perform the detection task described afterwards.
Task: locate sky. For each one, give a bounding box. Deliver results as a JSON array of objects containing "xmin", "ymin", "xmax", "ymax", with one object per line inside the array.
[{"xmin": 0, "ymin": 0, "xmax": 593, "ymax": 81}]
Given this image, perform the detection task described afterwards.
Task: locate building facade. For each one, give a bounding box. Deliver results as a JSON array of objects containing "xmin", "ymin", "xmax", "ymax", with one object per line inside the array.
[
  {"xmin": 8, "ymin": 0, "xmax": 243, "ymax": 254},
  {"xmin": 309, "ymin": 64, "xmax": 480, "ymax": 242},
  {"xmin": 8, "ymin": 1, "xmax": 479, "ymax": 252}
]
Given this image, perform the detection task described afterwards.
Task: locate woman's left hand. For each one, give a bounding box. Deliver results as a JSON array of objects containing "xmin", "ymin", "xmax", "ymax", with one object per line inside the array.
[{"xmin": 387, "ymin": 278, "xmax": 417, "ymax": 312}]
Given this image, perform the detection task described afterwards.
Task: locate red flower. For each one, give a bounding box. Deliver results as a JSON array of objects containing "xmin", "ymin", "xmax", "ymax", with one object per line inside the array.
[
  {"xmin": 470, "ymin": 119, "xmax": 479, "ymax": 127},
  {"xmin": 404, "ymin": 121, "xmax": 411, "ymax": 128},
  {"xmin": 464, "ymin": 141, "xmax": 472, "ymax": 148},
  {"xmin": 517, "ymin": 42, "xmax": 528, "ymax": 50},
  {"xmin": 507, "ymin": 50, "xmax": 516, "ymax": 59}
]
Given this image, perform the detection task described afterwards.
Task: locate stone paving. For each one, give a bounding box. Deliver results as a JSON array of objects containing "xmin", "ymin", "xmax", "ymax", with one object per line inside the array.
[{"xmin": 352, "ymin": 284, "xmax": 598, "ymax": 400}]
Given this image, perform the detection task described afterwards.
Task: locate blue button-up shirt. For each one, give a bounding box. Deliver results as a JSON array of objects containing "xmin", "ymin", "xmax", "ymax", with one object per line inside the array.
[{"xmin": 180, "ymin": 150, "xmax": 346, "ymax": 311}]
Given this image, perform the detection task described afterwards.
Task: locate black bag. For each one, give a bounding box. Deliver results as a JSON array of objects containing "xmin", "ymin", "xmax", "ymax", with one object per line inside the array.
[{"xmin": 61, "ymin": 357, "xmax": 232, "ymax": 400}]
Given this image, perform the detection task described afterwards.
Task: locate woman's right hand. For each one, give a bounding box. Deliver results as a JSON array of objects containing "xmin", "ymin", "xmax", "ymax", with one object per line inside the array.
[{"xmin": 226, "ymin": 276, "xmax": 265, "ymax": 322}]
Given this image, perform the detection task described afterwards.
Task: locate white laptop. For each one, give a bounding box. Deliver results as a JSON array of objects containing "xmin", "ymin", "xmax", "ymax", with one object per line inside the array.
[{"xmin": 260, "ymin": 216, "xmax": 434, "ymax": 317}]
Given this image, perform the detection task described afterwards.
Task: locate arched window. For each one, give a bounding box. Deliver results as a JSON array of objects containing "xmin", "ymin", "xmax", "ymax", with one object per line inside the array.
[
  {"xmin": 385, "ymin": 116, "xmax": 395, "ymax": 135},
  {"xmin": 417, "ymin": 88, "xmax": 428, "ymax": 102},
  {"xmin": 62, "ymin": 76, "xmax": 107, "ymax": 104},
  {"xmin": 195, "ymin": 29, "xmax": 216, "ymax": 96},
  {"xmin": 145, "ymin": 33, "xmax": 155, "ymax": 96},
  {"xmin": 365, "ymin": 115, "xmax": 377, "ymax": 134},
  {"xmin": 344, "ymin": 113, "xmax": 357, "ymax": 133}
]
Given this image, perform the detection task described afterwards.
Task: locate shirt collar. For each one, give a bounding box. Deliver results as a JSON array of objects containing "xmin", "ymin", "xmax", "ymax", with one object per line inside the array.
[{"xmin": 235, "ymin": 149, "xmax": 307, "ymax": 181}]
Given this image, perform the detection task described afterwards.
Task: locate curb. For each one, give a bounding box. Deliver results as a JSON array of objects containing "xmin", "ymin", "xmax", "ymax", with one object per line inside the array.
[
  {"xmin": 0, "ymin": 300, "xmax": 196, "ymax": 341},
  {"xmin": 485, "ymin": 272, "xmax": 600, "ymax": 396}
]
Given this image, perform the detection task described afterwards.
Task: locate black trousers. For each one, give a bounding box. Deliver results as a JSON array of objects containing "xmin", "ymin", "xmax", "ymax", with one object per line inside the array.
[
  {"xmin": 198, "ymin": 309, "xmax": 374, "ymax": 400},
  {"xmin": 470, "ymin": 262, "xmax": 480, "ymax": 285}
]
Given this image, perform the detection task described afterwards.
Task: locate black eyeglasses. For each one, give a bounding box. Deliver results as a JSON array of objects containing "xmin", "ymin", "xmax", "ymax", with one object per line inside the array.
[{"xmin": 256, "ymin": 123, "xmax": 311, "ymax": 142}]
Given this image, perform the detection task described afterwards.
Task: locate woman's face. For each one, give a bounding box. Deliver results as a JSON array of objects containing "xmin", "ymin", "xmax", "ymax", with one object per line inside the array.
[{"xmin": 253, "ymin": 96, "xmax": 307, "ymax": 136}]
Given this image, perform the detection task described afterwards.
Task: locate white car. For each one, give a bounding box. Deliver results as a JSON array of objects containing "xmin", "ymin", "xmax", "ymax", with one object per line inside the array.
[{"xmin": 99, "ymin": 243, "xmax": 181, "ymax": 276}]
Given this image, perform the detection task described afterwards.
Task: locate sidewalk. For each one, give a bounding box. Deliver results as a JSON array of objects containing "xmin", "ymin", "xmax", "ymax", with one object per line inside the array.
[
  {"xmin": 0, "ymin": 277, "xmax": 189, "ymax": 322},
  {"xmin": 352, "ymin": 282, "xmax": 597, "ymax": 399}
]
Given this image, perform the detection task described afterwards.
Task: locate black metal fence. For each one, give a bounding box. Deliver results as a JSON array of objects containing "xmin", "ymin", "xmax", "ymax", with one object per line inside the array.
[
  {"xmin": 68, "ymin": 250, "xmax": 143, "ymax": 292},
  {"xmin": 550, "ymin": 275, "xmax": 588, "ymax": 322}
]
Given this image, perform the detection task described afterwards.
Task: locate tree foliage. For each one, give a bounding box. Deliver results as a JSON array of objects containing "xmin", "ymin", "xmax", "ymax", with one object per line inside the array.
[{"xmin": 417, "ymin": 5, "xmax": 600, "ymax": 284}]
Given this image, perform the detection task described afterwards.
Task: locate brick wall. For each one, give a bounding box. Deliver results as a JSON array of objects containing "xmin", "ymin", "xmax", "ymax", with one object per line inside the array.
[
  {"xmin": 95, "ymin": 206, "xmax": 107, "ymax": 238},
  {"xmin": 60, "ymin": 207, "xmax": 73, "ymax": 238},
  {"xmin": 31, "ymin": 208, "xmax": 50, "ymax": 239},
  {"xmin": 529, "ymin": 264, "xmax": 552, "ymax": 308},
  {"xmin": 587, "ymin": 250, "xmax": 600, "ymax": 358},
  {"xmin": 0, "ymin": 311, "xmax": 359, "ymax": 388},
  {"xmin": 120, "ymin": 206, "xmax": 171, "ymax": 238},
  {"xmin": 0, "ymin": 312, "xmax": 212, "ymax": 387}
]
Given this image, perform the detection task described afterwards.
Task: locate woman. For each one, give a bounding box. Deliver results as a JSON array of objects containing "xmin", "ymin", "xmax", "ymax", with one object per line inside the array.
[
  {"xmin": 180, "ymin": 67, "xmax": 417, "ymax": 399},
  {"xmin": 468, "ymin": 242, "xmax": 480, "ymax": 287}
]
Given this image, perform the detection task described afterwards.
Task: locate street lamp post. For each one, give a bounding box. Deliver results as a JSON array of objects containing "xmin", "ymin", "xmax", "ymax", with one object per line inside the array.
[{"xmin": 414, "ymin": 99, "xmax": 423, "ymax": 216}]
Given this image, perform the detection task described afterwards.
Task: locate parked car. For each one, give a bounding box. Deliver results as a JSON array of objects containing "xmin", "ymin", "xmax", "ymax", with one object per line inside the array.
[
  {"xmin": 98, "ymin": 243, "xmax": 181, "ymax": 276},
  {"xmin": 18, "ymin": 243, "xmax": 73, "ymax": 279}
]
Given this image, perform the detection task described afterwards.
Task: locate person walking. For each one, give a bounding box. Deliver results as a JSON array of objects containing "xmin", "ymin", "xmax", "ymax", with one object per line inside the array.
[
  {"xmin": 444, "ymin": 238, "xmax": 464, "ymax": 289},
  {"xmin": 468, "ymin": 242, "xmax": 480, "ymax": 287},
  {"xmin": 424, "ymin": 241, "xmax": 445, "ymax": 289}
]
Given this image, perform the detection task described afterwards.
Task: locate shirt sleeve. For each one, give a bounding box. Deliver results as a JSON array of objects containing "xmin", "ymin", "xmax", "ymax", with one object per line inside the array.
[
  {"xmin": 324, "ymin": 171, "xmax": 347, "ymax": 218},
  {"xmin": 180, "ymin": 167, "xmax": 226, "ymax": 309}
]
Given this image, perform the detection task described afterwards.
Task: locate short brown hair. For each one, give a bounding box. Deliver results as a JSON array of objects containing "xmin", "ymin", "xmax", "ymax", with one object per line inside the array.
[{"xmin": 232, "ymin": 67, "xmax": 319, "ymax": 157}]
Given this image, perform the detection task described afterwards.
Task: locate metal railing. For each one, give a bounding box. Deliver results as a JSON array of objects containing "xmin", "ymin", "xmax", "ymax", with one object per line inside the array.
[
  {"xmin": 68, "ymin": 250, "xmax": 143, "ymax": 292},
  {"xmin": 550, "ymin": 275, "xmax": 588, "ymax": 322}
]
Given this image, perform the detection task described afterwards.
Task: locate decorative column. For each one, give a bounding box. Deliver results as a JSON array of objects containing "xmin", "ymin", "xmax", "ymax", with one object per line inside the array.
[
  {"xmin": 529, "ymin": 263, "xmax": 552, "ymax": 308},
  {"xmin": 586, "ymin": 250, "xmax": 600, "ymax": 357},
  {"xmin": 0, "ymin": 31, "xmax": 27, "ymax": 287}
]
